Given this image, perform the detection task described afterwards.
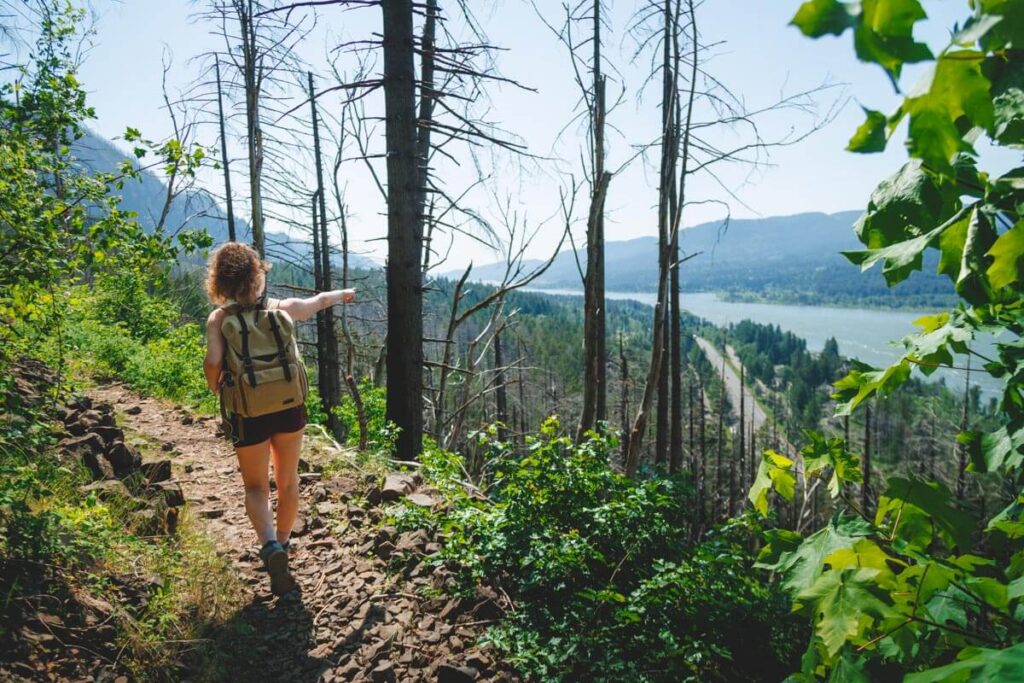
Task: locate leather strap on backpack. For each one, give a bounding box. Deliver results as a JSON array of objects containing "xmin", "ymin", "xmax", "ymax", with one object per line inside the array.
[
  {"xmin": 235, "ymin": 310, "xmax": 258, "ymax": 387},
  {"xmin": 266, "ymin": 312, "xmax": 294, "ymax": 382}
]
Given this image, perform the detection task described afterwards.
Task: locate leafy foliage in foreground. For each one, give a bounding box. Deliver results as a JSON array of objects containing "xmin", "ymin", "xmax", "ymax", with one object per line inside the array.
[
  {"xmin": 403, "ymin": 420, "xmax": 804, "ymax": 682},
  {"xmin": 749, "ymin": 1, "xmax": 1024, "ymax": 679}
]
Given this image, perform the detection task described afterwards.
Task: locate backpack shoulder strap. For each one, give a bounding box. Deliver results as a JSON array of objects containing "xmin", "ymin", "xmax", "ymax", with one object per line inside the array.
[
  {"xmin": 266, "ymin": 310, "xmax": 293, "ymax": 382},
  {"xmin": 234, "ymin": 309, "xmax": 258, "ymax": 388}
]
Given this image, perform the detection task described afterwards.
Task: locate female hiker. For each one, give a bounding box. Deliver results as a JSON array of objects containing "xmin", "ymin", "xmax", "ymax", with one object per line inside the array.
[{"xmin": 202, "ymin": 242, "xmax": 355, "ymax": 596}]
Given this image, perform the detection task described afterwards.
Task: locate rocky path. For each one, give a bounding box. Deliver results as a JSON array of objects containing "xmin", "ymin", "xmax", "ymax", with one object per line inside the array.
[{"xmin": 90, "ymin": 383, "xmax": 514, "ymax": 683}]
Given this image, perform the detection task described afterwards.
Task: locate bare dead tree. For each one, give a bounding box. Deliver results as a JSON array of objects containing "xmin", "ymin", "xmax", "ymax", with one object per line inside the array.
[
  {"xmin": 431, "ymin": 188, "xmax": 572, "ymax": 450},
  {"xmin": 215, "ymin": 55, "xmax": 237, "ymax": 241},
  {"xmin": 623, "ymin": 0, "xmax": 836, "ymax": 479},
  {"xmin": 308, "ymin": 70, "xmax": 343, "ymax": 439},
  {"xmin": 258, "ymin": 0, "xmax": 529, "ymax": 460}
]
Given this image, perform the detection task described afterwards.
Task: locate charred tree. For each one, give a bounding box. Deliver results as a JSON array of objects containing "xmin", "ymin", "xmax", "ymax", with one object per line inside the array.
[
  {"xmin": 578, "ymin": 0, "xmax": 611, "ymax": 440},
  {"xmin": 382, "ymin": 0, "xmax": 424, "ymax": 460},
  {"xmin": 309, "ymin": 71, "xmax": 342, "ymax": 439},
  {"xmin": 215, "ymin": 56, "xmax": 236, "ymax": 242},
  {"xmin": 236, "ymin": 0, "xmax": 266, "ymax": 257},
  {"xmin": 493, "ymin": 324, "xmax": 509, "ymax": 442}
]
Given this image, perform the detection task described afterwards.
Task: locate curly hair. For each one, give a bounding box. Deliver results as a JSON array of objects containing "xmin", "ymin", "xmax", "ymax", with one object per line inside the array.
[{"xmin": 205, "ymin": 242, "xmax": 271, "ymax": 305}]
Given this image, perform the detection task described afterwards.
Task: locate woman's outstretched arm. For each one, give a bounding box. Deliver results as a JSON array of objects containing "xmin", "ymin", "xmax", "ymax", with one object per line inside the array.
[{"xmin": 278, "ymin": 289, "xmax": 356, "ymax": 322}]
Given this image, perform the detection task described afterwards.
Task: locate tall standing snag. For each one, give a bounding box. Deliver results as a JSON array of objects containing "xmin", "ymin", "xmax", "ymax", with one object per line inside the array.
[
  {"xmin": 309, "ymin": 71, "xmax": 343, "ymax": 439},
  {"xmin": 382, "ymin": 0, "xmax": 424, "ymax": 461},
  {"xmin": 215, "ymin": 56, "xmax": 236, "ymax": 242},
  {"xmin": 570, "ymin": 0, "xmax": 611, "ymax": 441}
]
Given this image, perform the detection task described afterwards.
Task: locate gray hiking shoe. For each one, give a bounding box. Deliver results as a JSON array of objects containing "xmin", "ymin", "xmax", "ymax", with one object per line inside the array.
[{"xmin": 259, "ymin": 540, "xmax": 296, "ymax": 596}]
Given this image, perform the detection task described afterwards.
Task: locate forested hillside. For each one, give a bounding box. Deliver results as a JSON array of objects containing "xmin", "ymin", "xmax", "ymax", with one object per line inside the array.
[
  {"xmin": 2, "ymin": 1, "xmax": 1023, "ymax": 682},
  {"xmin": 463, "ymin": 211, "xmax": 957, "ymax": 308}
]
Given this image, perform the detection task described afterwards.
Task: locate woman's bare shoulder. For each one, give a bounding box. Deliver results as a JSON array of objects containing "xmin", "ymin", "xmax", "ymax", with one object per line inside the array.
[{"xmin": 206, "ymin": 307, "xmax": 228, "ymax": 329}]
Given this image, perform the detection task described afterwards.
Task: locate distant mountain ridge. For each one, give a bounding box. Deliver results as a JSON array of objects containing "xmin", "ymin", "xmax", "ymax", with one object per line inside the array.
[
  {"xmin": 456, "ymin": 211, "xmax": 952, "ymax": 307},
  {"xmin": 73, "ymin": 129, "xmax": 376, "ymax": 268}
]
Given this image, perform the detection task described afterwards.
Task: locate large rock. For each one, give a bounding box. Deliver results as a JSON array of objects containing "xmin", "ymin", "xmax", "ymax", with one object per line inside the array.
[
  {"xmin": 106, "ymin": 441, "xmax": 140, "ymax": 478},
  {"xmin": 470, "ymin": 586, "xmax": 503, "ymax": 621},
  {"xmin": 151, "ymin": 481, "xmax": 185, "ymax": 508},
  {"xmin": 139, "ymin": 460, "xmax": 172, "ymax": 484},
  {"xmin": 59, "ymin": 432, "xmax": 104, "ymax": 459},
  {"xmin": 370, "ymin": 661, "xmax": 396, "ymax": 683},
  {"xmin": 407, "ymin": 492, "xmax": 437, "ymax": 508},
  {"xmin": 381, "ymin": 473, "xmax": 416, "ymax": 502},
  {"xmin": 80, "ymin": 479, "xmax": 133, "ymax": 503},
  {"xmin": 437, "ymin": 663, "xmax": 479, "ymax": 683},
  {"xmin": 84, "ymin": 451, "xmax": 116, "ymax": 480},
  {"xmin": 68, "ymin": 395, "xmax": 92, "ymax": 412},
  {"xmin": 394, "ymin": 529, "xmax": 430, "ymax": 555},
  {"xmin": 92, "ymin": 425, "xmax": 124, "ymax": 447}
]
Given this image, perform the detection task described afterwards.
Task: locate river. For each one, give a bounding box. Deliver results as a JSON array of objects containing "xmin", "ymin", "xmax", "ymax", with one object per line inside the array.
[{"xmin": 527, "ymin": 289, "xmax": 1000, "ymax": 400}]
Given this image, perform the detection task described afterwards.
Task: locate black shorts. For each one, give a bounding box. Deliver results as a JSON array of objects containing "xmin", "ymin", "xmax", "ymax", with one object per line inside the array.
[{"xmin": 224, "ymin": 405, "xmax": 307, "ymax": 448}]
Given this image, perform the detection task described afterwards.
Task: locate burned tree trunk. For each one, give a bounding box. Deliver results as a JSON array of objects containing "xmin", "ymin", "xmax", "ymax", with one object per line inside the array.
[
  {"xmin": 578, "ymin": 0, "xmax": 610, "ymax": 440},
  {"xmin": 215, "ymin": 56, "xmax": 236, "ymax": 242},
  {"xmin": 494, "ymin": 324, "xmax": 509, "ymax": 442},
  {"xmin": 716, "ymin": 361, "xmax": 725, "ymax": 519},
  {"xmin": 738, "ymin": 363, "xmax": 745, "ymax": 491},
  {"xmin": 619, "ymin": 332, "xmax": 630, "ymax": 462},
  {"xmin": 382, "ymin": 0, "xmax": 424, "ymax": 460},
  {"xmin": 309, "ymin": 72, "xmax": 343, "ymax": 440},
  {"xmin": 655, "ymin": 331, "xmax": 669, "ymax": 466},
  {"xmin": 698, "ymin": 378, "xmax": 707, "ymax": 529},
  {"xmin": 237, "ymin": 1, "xmax": 265, "ymax": 257},
  {"xmin": 311, "ymin": 193, "xmax": 328, "ymax": 409}
]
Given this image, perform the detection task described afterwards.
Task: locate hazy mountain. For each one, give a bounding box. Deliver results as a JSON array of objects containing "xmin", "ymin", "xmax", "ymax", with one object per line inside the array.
[
  {"xmin": 456, "ymin": 211, "xmax": 952, "ymax": 307},
  {"xmin": 73, "ymin": 129, "xmax": 376, "ymax": 268}
]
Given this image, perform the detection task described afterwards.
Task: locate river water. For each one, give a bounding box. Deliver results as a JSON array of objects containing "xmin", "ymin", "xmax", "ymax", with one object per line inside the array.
[{"xmin": 528, "ymin": 289, "xmax": 1001, "ymax": 400}]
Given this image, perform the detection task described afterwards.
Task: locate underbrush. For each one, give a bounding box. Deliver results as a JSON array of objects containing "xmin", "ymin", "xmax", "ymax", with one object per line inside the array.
[
  {"xmin": 388, "ymin": 418, "xmax": 805, "ymax": 682},
  {"xmin": 0, "ymin": 365, "xmax": 246, "ymax": 681}
]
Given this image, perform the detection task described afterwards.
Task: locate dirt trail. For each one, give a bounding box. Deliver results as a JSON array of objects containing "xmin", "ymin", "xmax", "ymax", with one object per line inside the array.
[{"xmin": 90, "ymin": 383, "xmax": 512, "ymax": 683}]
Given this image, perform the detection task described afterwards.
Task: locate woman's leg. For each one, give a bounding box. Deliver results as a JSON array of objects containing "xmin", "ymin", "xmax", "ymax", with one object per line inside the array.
[
  {"xmin": 235, "ymin": 440, "xmax": 275, "ymax": 544},
  {"xmin": 269, "ymin": 429, "xmax": 303, "ymax": 546}
]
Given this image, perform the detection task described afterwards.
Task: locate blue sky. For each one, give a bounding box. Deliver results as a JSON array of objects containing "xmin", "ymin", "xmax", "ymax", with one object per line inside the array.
[{"xmin": 67, "ymin": 0, "xmax": 987, "ymax": 270}]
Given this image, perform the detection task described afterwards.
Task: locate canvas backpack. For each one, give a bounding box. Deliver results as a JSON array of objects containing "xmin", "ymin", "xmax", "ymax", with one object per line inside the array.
[{"xmin": 219, "ymin": 300, "xmax": 308, "ymax": 418}]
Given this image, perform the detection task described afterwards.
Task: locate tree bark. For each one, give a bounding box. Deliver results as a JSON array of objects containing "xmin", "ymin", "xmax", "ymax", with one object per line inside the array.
[
  {"xmin": 311, "ymin": 192, "xmax": 328, "ymax": 410},
  {"xmin": 215, "ymin": 56, "xmax": 236, "ymax": 242},
  {"xmin": 238, "ymin": 0, "xmax": 265, "ymax": 257},
  {"xmin": 698, "ymin": 378, "xmax": 706, "ymax": 529},
  {"xmin": 619, "ymin": 332, "xmax": 630, "ymax": 463},
  {"xmin": 382, "ymin": 0, "xmax": 423, "ymax": 460},
  {"xmin": 738, "ymin": 363, "xmax": 745, "ymax": 491},
  {"xmin": 716, "ymin": 360, "xmax": 725, "ymax": 519},
  {"xmin": 309, "ymin": 71, "xmax": 342, "ymax": 439},
  {"xmin": 494, "ymin": 324, "xmax": 508, "ymax": 442},
  {"xmin": 578, "ymin": 0, "xmax": 609, "ymax": 440}
]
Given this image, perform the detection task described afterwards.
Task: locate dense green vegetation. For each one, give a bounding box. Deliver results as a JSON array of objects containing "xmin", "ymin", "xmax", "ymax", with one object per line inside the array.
[
  {"xmin": 0, "ymin": 10, "xmax": 244, "ymax": 678},
  {"xmin": 748, "ymin": 1, "xmax": 1024, "ymax": 679},
  {"xmin": 3, "ymin": 0, "xmax": 1023, "ymax": 681},
  {"xmin": 384, "ymin": 421, "xmax": 804, "ymax": 682}
]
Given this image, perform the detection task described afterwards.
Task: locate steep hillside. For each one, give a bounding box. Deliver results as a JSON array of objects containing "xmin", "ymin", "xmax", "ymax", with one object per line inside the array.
[
  {"xmin": 73, "ymin": 129, "xmax": 376, "ymax": 268},
  {"xmin": 459, "ymin": 211, "xmax": 952, "ymax": 307}
]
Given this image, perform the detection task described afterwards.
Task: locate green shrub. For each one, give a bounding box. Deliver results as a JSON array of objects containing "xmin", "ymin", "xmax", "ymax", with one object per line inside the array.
[
  {"xmin": 93, "ymin": 272, "xmax": 178, "ymax": 342},
  {"xmin": 333, "ymin": 379, "xmax": 391, "ymax": 450},
  {"xmin": 420, "ymin": 418, "xmax": 802, "ymax": 682},
  {"xmin": 59, "ymin": 289, "xmax": 216, "ymax": 413}
]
